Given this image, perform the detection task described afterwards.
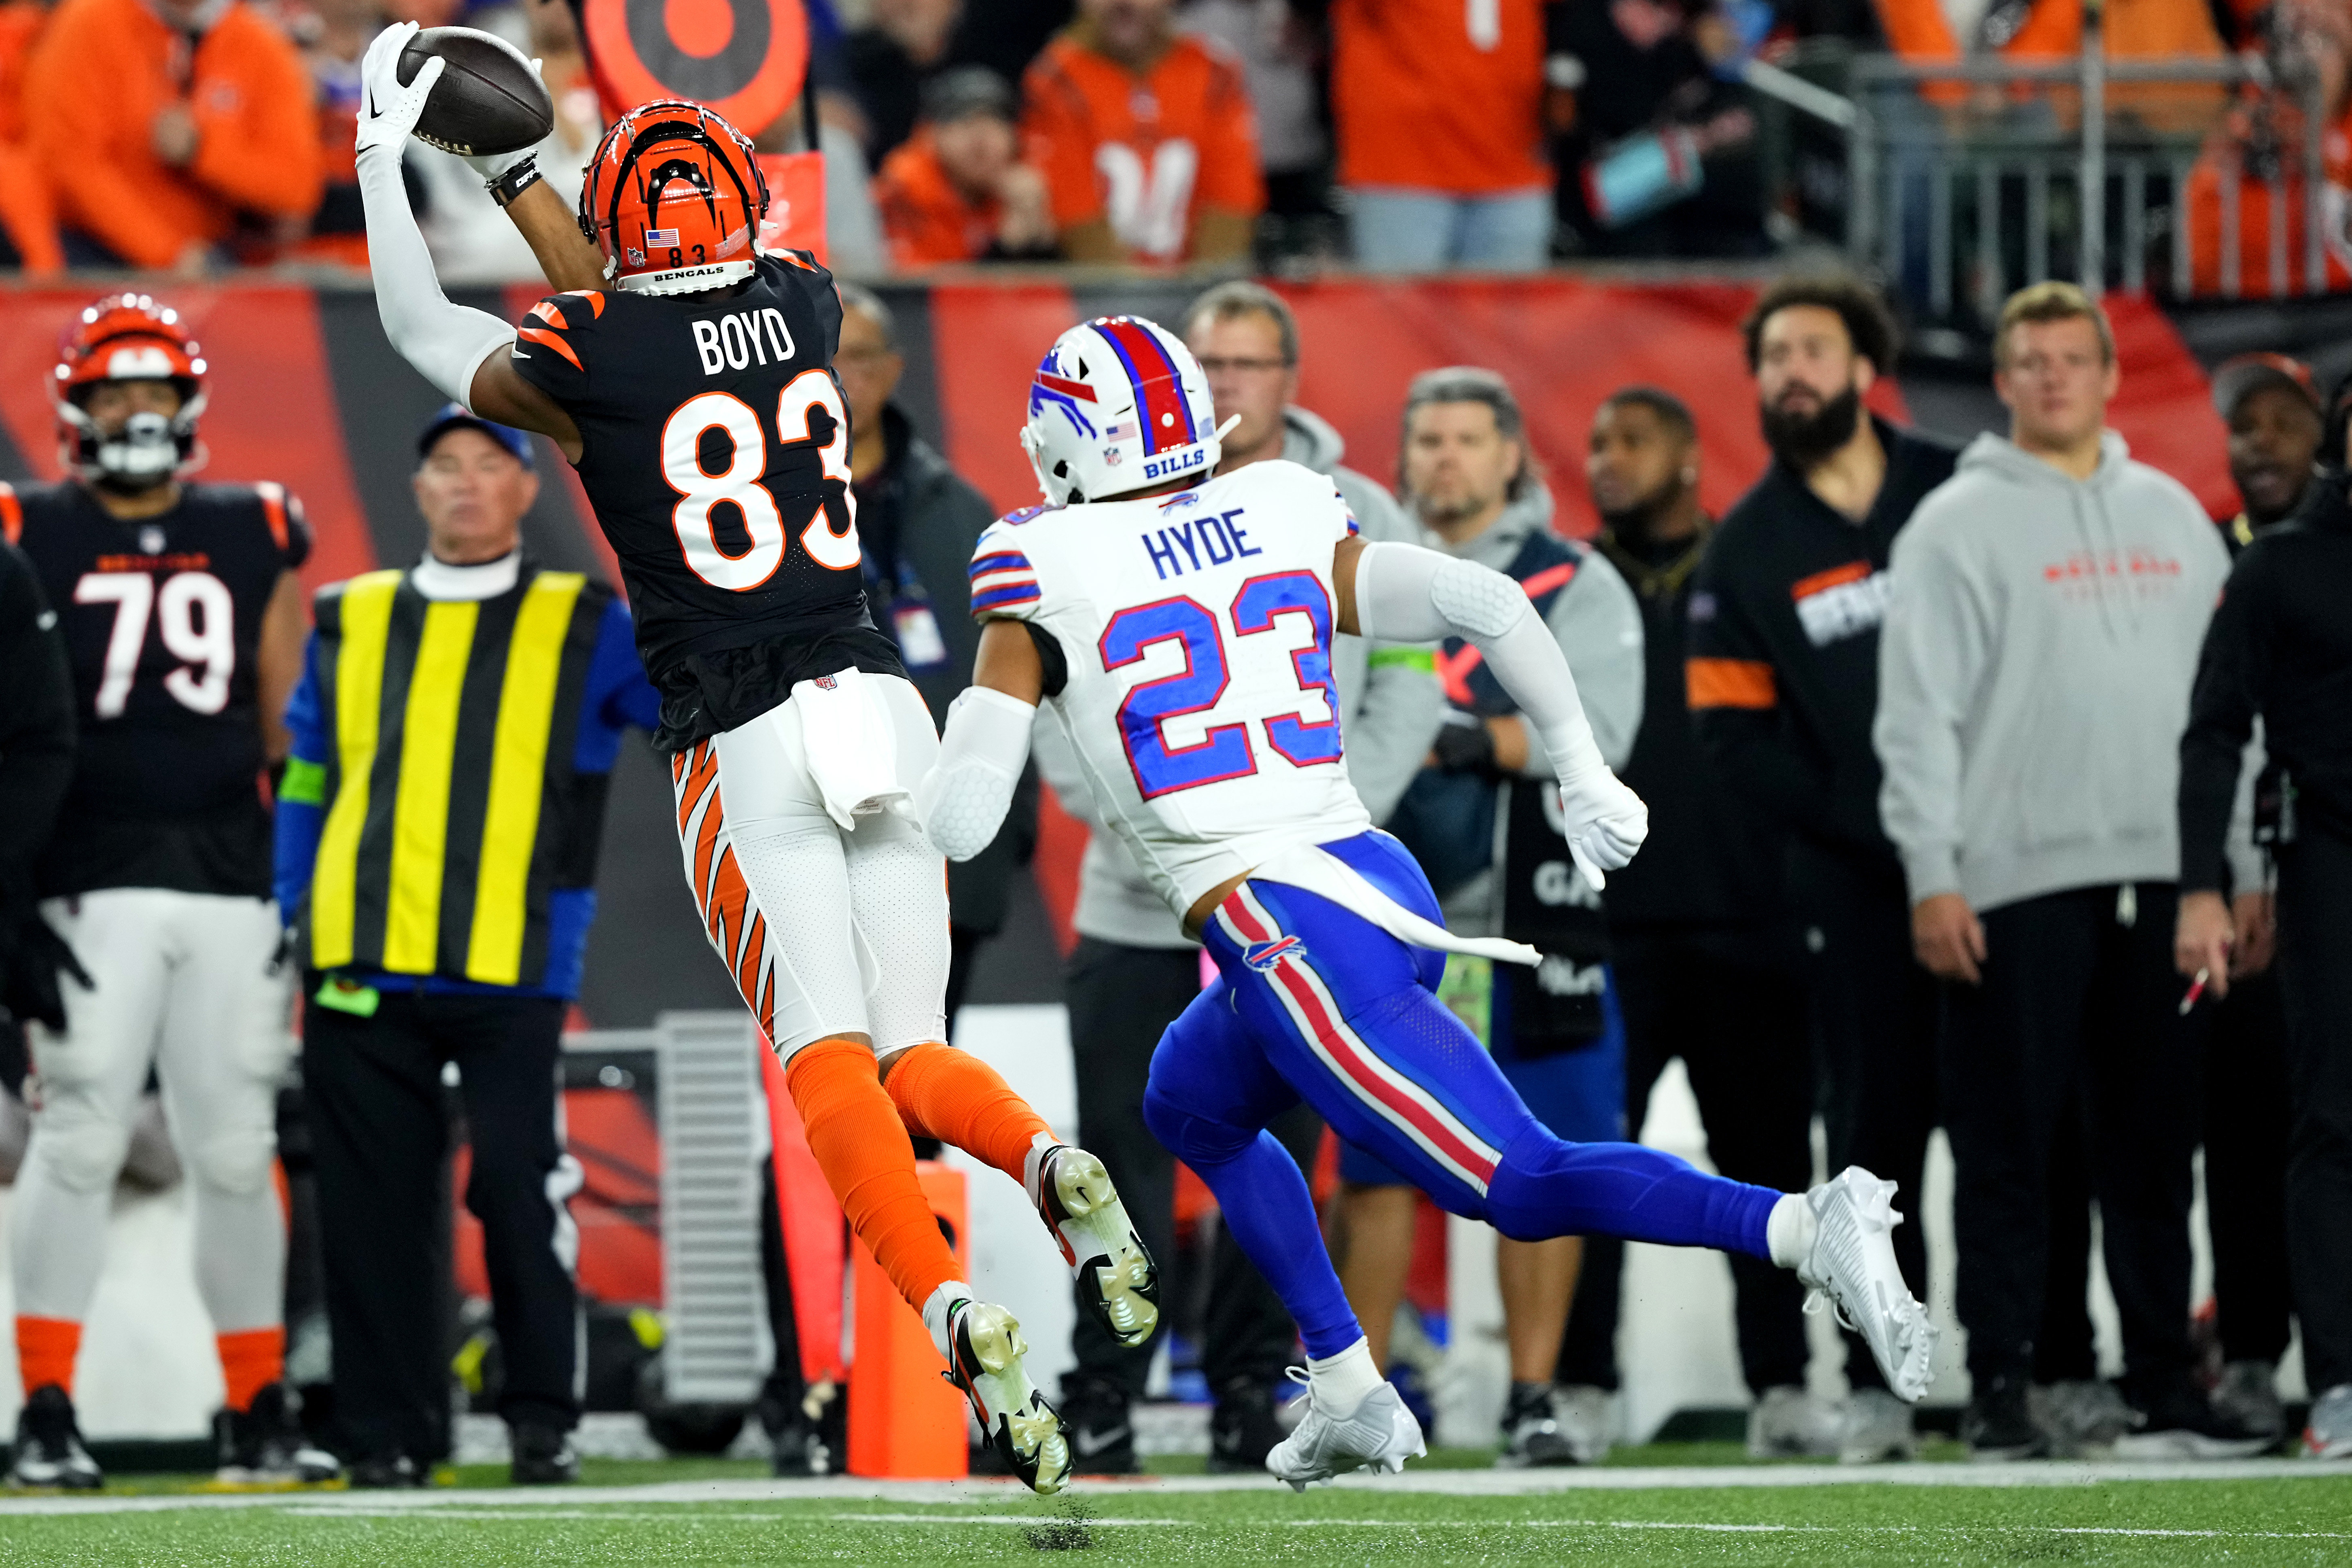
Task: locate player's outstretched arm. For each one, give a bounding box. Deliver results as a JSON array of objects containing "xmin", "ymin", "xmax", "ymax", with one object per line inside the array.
[
  {"xmin": 913, "ymin": 619, "xmax": 1045, "ymax": 863},
  {"xmin": 354, "ymin": 23, "xmax": 579, "ymax": 458},
  {"xmin": 1337, "ymin": 534, "xmax": 1648, "ymax": 889}
]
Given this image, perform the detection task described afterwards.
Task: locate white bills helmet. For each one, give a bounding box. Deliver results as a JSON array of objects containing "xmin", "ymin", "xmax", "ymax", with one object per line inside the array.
[{"xmin": 1021, "ymin": 316, "xmax": 1223, "ymax": 505}]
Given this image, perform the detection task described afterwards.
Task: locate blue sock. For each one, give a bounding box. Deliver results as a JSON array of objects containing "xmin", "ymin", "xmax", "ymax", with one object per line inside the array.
[{"xmin": 1185, "ymin": 1130, "xmax": 1363, "ymax": 1361}]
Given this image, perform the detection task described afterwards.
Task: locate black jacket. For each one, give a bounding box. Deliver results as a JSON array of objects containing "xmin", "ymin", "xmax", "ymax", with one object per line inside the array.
[
  {"xmin": 2179, "ymin": 469, "xmax": 2352, "ymax": 886},
  {"xmin": 1596, "ymin": 520, "xmax": 1786, "ymax": 927},
  {"xmin": 0, "ymin": 541, "xmax": 74, "ymax": 951},
  {"xmin": 855, "ymin": 405, "xmax": 1037, "ymax": 933},
  {"xmin": 1687, "ymin": 418, "xmax": 1959, "ymax": 866}
]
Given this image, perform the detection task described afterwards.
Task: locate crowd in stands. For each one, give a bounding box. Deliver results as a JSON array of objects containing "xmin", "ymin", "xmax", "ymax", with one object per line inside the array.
[{"xmin": 2, "ymin": 0, "xmax": 2343, "ymax": 278}]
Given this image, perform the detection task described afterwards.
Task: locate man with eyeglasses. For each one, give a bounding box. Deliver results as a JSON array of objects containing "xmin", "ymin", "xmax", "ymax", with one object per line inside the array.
[{"xmin": 1033, "ymin": 281, "xmax": 1440, "ymax": 1475}]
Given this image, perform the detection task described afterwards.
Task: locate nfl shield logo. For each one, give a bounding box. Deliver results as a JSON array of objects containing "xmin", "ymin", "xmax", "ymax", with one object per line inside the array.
[{"xmin": 814, "ymin": 675, "xmax": 838, "ymax": 690}]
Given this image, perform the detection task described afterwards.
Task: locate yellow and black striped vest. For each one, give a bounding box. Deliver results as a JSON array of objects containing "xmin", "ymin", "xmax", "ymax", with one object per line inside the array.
[{"xmin": 305, "ymin": 563, "xmax": 614, "ymax": 988}]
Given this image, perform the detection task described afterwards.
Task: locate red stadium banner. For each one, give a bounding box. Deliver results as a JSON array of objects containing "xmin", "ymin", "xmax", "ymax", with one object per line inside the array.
[{"xmin": 579, "ymin": 0, "xmax": 807, "ymax": 136}]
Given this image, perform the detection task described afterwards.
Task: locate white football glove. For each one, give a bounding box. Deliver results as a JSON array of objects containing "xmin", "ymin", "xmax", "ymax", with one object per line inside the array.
[
  {"xmin": 462, "ymin": 57, "xmax": 545, "ymax": 180},
  {"xmin": 355, "ymin": 21, "xmax": 443, "ymax": 159},
  {"xmin": 1556, "ymin": 765, "xmax": 1648, "ymax": 893}
]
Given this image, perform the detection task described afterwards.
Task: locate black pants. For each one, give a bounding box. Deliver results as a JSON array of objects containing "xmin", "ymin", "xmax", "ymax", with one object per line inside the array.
[
  {"xmin": 1063, "ymin": 937, "xmax": 1317, "ymax": 1398},
  {"xmin": 2278, "ymin": 825, "xmax": 2352, "ymax": 1394},
  {"xmin": 2204, "ymin": 968, "xmax": 2295, "ymax": 1366},
  {"xmin": 1558, "ymin": 924, "xmax": 1813, "ymax": 1394},
  {"xmin": 1944, "ymin": 884, "xmax": 2201, "ymax": 1405},
  {"xmin": 305, "ymin": 987, "xmax": 579, "ymax": 1462},
  {"xmin": 1794, "ymin": 846, "xmax": 1941, "ymax": 1392}
]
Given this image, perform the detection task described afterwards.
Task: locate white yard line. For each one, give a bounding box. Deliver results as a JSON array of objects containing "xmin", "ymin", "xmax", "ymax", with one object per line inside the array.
[{"xmin": 2, "ymin": 1458, "xmax": 2346, "ymax": 1515}]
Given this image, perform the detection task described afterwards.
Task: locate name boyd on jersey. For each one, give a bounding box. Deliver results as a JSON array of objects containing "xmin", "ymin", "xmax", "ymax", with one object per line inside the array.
[{"xmin": 690, "ymin": 307, "xmax": 799, "ymax": 377}]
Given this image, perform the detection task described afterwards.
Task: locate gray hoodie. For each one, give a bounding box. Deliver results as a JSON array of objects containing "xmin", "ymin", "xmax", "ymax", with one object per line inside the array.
[
  {"xmin": 1033, "ymin": 407, "xmax": 1449, "ymax": 948},
  {"xmin": 1415, "ymin": 479, "xmax": 1646, "ymax": 938},
  {"xmin": 1875, "ymin": 431, "xmax": 2241, "ymax": 913}
]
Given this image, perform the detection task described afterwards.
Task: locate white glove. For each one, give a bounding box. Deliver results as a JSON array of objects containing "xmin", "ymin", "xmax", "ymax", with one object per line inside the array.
[
  {"xmin": 463, "ymin": 58, "xmax": 545, "ymax": 180},
  {"xmin": 1555, "ymin": 765, "xmax": 1648, "ymax": 893},
  {"xmin": 355, "ymin": 22, "xmax": 443, "ymax": 159}
]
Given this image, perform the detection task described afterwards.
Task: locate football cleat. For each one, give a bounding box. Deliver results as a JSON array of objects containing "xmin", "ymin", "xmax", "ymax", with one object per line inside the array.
[
  {"xmin": 212, "ymin": 1383, "xmax": 341, "ymax": 1488},
  {"xmin": 1027, "ymin": 1142, "xmax": 1160, "ymax": 1349},
  {"xmin": 1265, "ymin": 1370, "xmax": 1424, "ymax": 1492},
  {"xmin": 11, "ymin": 1385, "xmax": 102, "ymax": 1491},
  {"xmin": 941, "ymin": 1299, "xmax": 1069, "ymax": 1495},
  {"xmin": 1795, "ymin": 1167, "xmax": 1938, "ymax": 1404}
]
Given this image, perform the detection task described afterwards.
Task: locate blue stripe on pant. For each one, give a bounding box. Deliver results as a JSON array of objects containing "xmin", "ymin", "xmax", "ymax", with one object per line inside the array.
[{"xmin": 1140, "ymin": 830, "xmax": 1782, "ymax": 1362}]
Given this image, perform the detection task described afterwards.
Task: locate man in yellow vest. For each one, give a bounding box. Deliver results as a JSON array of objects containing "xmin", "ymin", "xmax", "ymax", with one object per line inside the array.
[{"xmin": 274, "ymin": 405, "xmax": 658, "ymax": 1487}]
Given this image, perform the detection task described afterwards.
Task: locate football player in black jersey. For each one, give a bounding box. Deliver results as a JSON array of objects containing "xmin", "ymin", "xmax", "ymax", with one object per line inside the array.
[
  {"xmin": 354, "ymin": 27, "xmax": 1158, "ymax": 1494},
  {"xmin": 4, "ymin": 296, "xmax": 339, "ymax": 1490}
]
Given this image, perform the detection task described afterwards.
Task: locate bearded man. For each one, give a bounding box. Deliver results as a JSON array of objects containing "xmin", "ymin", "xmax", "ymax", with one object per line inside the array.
[{"xmin": 1682, "ymin": 276, "xmax": 1958, "ymax": 1463}]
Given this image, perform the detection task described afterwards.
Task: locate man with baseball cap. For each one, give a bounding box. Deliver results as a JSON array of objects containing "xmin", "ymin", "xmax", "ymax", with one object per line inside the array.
[
  {"xmin": 872, "ymin": 66, "xmax": 1055, "ymax": 266},
  {"xmin": 275, "ymin": 405, "xmax": 658, "ymax": 1485},
  {"xmin": 2176, "ymin": 352, "xmax": 2323, "ymax": 1446}
]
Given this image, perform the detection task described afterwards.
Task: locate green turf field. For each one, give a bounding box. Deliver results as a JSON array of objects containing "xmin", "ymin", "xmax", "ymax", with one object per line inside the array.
[{"xmin": 3, "ymin": 1456, "xmax": 2348, "ymax": 1566}]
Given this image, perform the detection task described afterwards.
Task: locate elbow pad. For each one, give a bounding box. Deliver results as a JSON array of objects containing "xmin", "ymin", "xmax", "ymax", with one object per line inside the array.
[
  {"xmin": 1355, "ymin": 541, "xmax": 1532, "ymax": 644},
  {"xmin": 915, "ymin": 686, "xmax": 1038, "ymax": 862}
]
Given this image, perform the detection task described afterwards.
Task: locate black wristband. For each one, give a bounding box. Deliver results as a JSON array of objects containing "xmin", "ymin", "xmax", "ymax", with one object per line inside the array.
[
  {"xmin": 489, "ymin": 155, "xmax": 543, "ymax": 208},
  {"xmin": 1432, "ymin": 716, "xmax": 1499, "ymax": 776}
]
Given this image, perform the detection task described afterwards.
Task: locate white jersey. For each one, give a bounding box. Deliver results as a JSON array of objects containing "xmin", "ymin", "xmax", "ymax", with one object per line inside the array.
[{"xmin": 971, "ymin": 460, "xmax": 1373, "ymax": 920}]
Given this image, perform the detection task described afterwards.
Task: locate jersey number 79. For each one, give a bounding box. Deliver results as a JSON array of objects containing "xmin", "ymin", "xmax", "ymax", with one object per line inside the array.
[
  {"xmin": 662, "ymin": 369, "xmax": 861, "ymax": 590},
  {"xmin": 1100, "ymin": 569, "xmax": 1342, "ymax": 799}
]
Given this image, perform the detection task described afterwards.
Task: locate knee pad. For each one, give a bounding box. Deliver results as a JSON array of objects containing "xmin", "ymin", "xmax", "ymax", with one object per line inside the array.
[
  {"xmin": 188, "ymin": 1127, "xmax": 278, "ymax": 1197},
  {"xmin": 28, "ymin": 1110, "xmax": 132, "ymax": 1195}
]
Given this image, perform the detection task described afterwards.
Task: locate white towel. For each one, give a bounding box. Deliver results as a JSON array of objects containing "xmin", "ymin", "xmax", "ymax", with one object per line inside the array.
[
  {"xmin": 791, "ymin": 667, "xmax": 911, "ymax": 830},
  {"xmin": 1248, "ymin": 841, "xmax": 1541, "ymax": 967}
]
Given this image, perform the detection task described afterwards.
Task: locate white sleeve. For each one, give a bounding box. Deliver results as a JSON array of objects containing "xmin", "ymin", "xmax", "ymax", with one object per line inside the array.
[
  {"xmin": 1353, "ymin": 539, "xmax": 1608, "ymax": 785},
  {"xmin": 914, "ymin": 686, "xmax": 1038, "ymax": 861},
  {"xmin": 354, "ymin": 28, "xmax": 518, "ymax": 408}
]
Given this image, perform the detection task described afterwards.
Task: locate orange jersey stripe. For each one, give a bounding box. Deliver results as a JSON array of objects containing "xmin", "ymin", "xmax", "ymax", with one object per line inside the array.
[
  {"xmin": 0, "ymin": 481, "xmax": 19, "ymax": 545},
  {"xmin": 256, "ymin": 480, "xmax": 289, "ymax": 553},
  {"xmin": 1790, "ymin": 560, "xmax": 1873, "ymax": 600},
  {"xmin": 1686, "ymin": 657, "xmax": 1777, "ymax": 711},
  {"xmin": 517, "ymin": 326, "xmax": 583, "ymax": 371}
]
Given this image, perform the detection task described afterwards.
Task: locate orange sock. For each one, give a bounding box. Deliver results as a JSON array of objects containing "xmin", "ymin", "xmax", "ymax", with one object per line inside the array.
[
  {"xmin": 786, "ymin": 1038, "xmax": 964, "ymax": 1313},
  {"xmin": 884, "ymin": 1040, "xmax": 1054, "ymax": 1186},
  {"xmin": 16, "ymin": 1317, "xmax": 79, "ymax": 1399},
  {"xmin": 217, "ymin": 1327, "xmax": 284, "ymax": 1413}
]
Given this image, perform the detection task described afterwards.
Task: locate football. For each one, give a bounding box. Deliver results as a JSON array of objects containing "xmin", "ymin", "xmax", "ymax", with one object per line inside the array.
[{"xmin": 397, "ymin": 26, "xmax": 554, "ymax": 159}]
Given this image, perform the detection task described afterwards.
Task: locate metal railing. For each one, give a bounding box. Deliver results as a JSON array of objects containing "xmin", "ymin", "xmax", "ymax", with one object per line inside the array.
[{"xmin": 1837, "ymin": 50, "xmax": 2328, "ymax": 322}]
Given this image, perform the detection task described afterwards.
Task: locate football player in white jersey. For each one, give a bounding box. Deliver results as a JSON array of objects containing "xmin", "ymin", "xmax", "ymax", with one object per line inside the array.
[{"xmin": 917, "ymin": 316, "xmax": 1938, "ymax": 1486}]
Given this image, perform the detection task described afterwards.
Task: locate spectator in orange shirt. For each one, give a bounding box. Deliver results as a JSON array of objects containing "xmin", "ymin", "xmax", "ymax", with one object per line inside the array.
[
  {"xmin": 876, "ymin": 67, "xmax": 1056, "ymax": 266},
  {"xmin": 1020, "ymin": 0, "xmax": 1262, "ymax": 264},
  {"xmin": 1331, "ymin": 0, "xmax": 1552, "ymax": 270},
  {"xmin": 0, "ymin": 0, "xmax": 60, "ymax": 272},
  {"xmin": 24, "ymin": 0, "xmax": 321, "ymax": 272}
]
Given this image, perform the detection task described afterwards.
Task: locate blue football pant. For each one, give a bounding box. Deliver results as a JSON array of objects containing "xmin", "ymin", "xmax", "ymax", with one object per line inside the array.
[{"xmin": 1141, "ymin": 831, "xmax": 1781, "ymax": 1362}]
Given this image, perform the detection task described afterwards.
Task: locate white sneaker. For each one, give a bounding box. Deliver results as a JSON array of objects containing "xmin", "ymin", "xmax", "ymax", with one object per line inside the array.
[
  {"xmin": 1838, "ymin": 1387, "xmax": 1919, "ymax": 1464},
  {"xmin": 1265, "ymin": 1372, "xmax": 1425, "ymax": 1492},
  {"xmin": 2306, "ymin": 1383, "xmax": 2352, "ymax": 1460},
  {"xmin": 1794, "ymin": 1168, "xmax": 1937, "ymax": 1403},
  {"xmin": 1747, "ymin": 1385, "xmax": 1841, "ymax": 1458},
  {"xmin": 1026, "ymin": 1143, "xmax": 1160, "ymax": 1350},
  {"xmin": 1552, "ymin": 1385, "xmax": 1615, "ymax": 1466}
]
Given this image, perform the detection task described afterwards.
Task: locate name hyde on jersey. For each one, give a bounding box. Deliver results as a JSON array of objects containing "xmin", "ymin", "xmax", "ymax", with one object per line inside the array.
[
  {"xmin": 1142, "ymin": 505, "xmax": 1262, "ymax": 580},
  {"xmin": 691, "ymin": 308, "xmax": 798, "ymax": 376}
]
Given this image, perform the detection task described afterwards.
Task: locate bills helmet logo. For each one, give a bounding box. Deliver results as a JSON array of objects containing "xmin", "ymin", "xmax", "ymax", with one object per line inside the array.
[{"xmin": 1243, "ymin": 936, "xmax": 1303, "ymax": 972}]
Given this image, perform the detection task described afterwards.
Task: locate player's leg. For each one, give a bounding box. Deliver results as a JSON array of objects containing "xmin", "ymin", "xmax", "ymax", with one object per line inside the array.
[
  {"xmin": 8, "ymin": 890, "xmax": 167, "ymax": 1488},
  {"xmin": 1141, "ymin": 975, "xmax": 1424, "ymax": 1489},
  {"xmin": 153, "ymin": 892, "xmax": 337, "ymax": 1484},
  {"xmin": 855, "ymin": 676, "xmax": 1158, "ymax": 1351},
  {"xmin": 683, "ymin": 711, "xmax": 1067, "ymax": 1492},
  {"xmin": 1208, "ymin": 836, "xmax": 1935, "ymax": 1400}
]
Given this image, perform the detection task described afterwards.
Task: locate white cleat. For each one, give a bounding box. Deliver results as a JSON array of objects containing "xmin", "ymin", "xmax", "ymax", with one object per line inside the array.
[
  {"xmin": 1796, "ymin": 1167, "xmax": 1938, "ymax": 1404},
  {"xmin": 1027, "ymin": 1143, "xmax": 1160, "ymax": 1349},
  {"xmin": 1265, "ymin": 1372, "xmax": 1425, "ymax": 1492},
  {"xmin": 942, "ymin": 1299, "xmax": 1070, "ymax": 1494}
]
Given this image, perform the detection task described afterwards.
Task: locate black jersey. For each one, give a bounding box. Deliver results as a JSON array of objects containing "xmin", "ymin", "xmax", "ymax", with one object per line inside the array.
[
  {"xmin": 509, "ymin": 252, "xmax": 904, "ymax": 751},
  {"xmin": 6, "ymin": 480, "xmax": 309, "ymax": 900}
]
